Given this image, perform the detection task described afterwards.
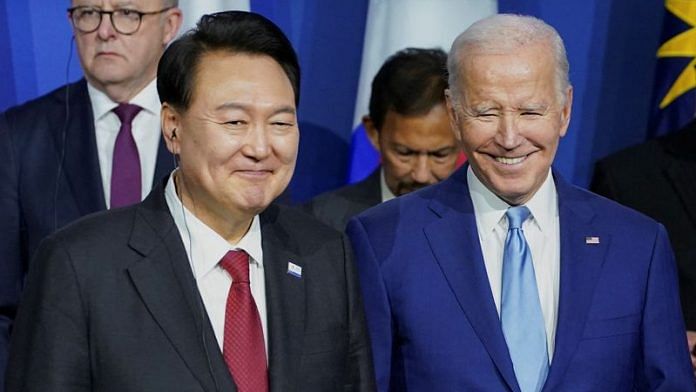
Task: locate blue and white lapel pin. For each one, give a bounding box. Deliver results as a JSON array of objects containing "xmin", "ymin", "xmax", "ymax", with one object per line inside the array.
[
  {"xmin": 287, "ymin": 261, "xmax": 302, "ymax": 278},
  {"xmin": 585, "ymin": 236, "xmax": 600, "ymax": 245}
]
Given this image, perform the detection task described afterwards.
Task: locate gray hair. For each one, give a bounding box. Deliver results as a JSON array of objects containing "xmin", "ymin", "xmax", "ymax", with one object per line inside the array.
[{"xmin": 447, "ymin": 14, "xmax": 570, "ymax": 103}]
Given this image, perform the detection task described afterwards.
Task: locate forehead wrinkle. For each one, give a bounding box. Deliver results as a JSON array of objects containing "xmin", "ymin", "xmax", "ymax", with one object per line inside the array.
[{"xmin": 75, "ymin": 0, "xmax": 136, "ymax": 8}]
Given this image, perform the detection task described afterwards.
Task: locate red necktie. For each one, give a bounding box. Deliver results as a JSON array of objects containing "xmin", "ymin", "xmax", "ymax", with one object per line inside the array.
[
  {"xmin": 111, "ymin": 103, "xmax": 142, "ymax": 208},
  {"xmin": 220, "ymin": 250, "xmax": 269, "ymax": 392}
]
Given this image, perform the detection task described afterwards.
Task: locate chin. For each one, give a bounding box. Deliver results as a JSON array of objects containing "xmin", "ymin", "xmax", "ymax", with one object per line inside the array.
[{"xmin": 241, "ymin": 193, "xmax": 278, "ymax": 212}]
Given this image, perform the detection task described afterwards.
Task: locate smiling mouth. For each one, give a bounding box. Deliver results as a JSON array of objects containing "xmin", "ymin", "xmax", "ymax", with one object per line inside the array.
[
  {"xmin": 236, "ymin": 169, "xmax": 273, "ymax": 177},
  {"xmin": 494, "ymin": 155, "xmax": 529, "ymax": 165}
]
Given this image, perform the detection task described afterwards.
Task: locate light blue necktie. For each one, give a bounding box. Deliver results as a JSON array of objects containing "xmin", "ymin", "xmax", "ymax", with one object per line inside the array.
[{"xmin": 501, "ymin": 206, "xmax": 549, "ymax": 392}]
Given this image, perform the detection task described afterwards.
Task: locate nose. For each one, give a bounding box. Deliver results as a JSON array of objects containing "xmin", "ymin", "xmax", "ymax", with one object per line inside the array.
[
  {"xmin": 96, "ymin": 12, "xmax": 117, "ymax": 40},
  {"xmin": 411, "ymin": 154, "xmax": 435, "ymax": 184},
  {"xmin": 495, "ymin": 112, "xmax": 523, "ymax": 150},
  {"xmin": 241, "ymin": 125, "xmax": 271, "ymax": 161}
]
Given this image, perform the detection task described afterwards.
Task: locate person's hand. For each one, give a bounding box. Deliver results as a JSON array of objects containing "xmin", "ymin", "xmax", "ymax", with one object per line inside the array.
[{"xmin": 687, "ymin": 330, "xmax": 696, "ymax": 372}]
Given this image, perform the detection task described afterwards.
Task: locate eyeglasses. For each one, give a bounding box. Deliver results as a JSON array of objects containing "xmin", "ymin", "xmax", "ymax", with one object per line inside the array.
[{"xmin": 67, "ymin": 6, "xmax": 173, "ymax": 35}]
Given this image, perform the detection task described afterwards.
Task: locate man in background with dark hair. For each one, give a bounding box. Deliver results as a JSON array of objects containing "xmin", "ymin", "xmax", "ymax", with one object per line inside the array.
[
  {"xmin": 0, "ymin": 1, "xmax": 182, "ymax": 387},
  {"xmin": 305, "ymin": 48, "xmax": 459, "ymax": 231},
  {"xmin": 6, "ymin": 11, "xmax": 375, "ymax": 391},
  {"xmin": 591, "ymin": 121, "xmax": 696, "ymax": 370}
]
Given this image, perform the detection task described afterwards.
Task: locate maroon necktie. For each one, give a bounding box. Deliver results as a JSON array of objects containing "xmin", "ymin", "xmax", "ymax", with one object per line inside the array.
[
  {"xmin": 220, "ymin": 250, "xmax": 269, "ymax": 392},
  {"xmin": 110, "ymin": 103, "xmax": 142, "ymax": 208}
]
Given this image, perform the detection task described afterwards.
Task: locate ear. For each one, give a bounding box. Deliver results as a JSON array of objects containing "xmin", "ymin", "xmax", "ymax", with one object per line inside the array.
[
  {"xmin": 558, "ymin": 86, "xmax": 573, "ymax": 138},
  {"xmin": 362, "ymin": 115, "xmax": 381, "ymax": 152},
  {"xmin": 161, "ymin": 103, "xmax": 181, "ymax": 155},
  {"xmin": 161, "ymin": 7, "xmax": 183, "ymax": 45},
  {"xmin": 445, "ymin": 89, "xmax": 463, "ymax": 143}
]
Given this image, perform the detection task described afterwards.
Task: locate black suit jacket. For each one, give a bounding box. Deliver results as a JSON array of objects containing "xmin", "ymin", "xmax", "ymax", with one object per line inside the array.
[
  {"xmin": 304, "ymin": 169, "xmax": 382, "ymax": 231},
  {"xmin": 6, "ymin": 179, "xmax": 375, "ymax": 391},
  {"xmin": 0, "ymin": 79, "xmax": 174, "ymax": 386},
  {"xmin": 591, "ymin": 122, "xmax": 696, "ymax": 329}
]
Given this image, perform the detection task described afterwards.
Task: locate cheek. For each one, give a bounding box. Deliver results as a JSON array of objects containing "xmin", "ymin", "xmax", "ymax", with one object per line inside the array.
[
  {"xmin": 458, "ymin": 124, "xmax": 491, "ymax": 153},
  {"xmin": 432, "ymin": 160, "xmax": 457, "ymax": 177},
  {"xmin": 272, "ymin": 134, "xmax": 299, "ymax": 164},
  {"xmin": 188, "ymin": 135, "xmax": 237, "ymax": 168},
  {"xmin": 382, "ymin": 154, "xmax": 411, "ymax": 176},
  {"xmin": 75, "ymin": 38, "xmax": 94, "ymax": 62}
]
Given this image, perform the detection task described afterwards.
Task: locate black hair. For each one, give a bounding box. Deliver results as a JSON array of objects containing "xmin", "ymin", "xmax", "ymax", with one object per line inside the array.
[
  {"xmin": 369, "ymin": 48, "xmax": 448, "ymax": 130},
  {"xmin": 157, "ymin": 11, "xmax": 300, "ymax": 109}
]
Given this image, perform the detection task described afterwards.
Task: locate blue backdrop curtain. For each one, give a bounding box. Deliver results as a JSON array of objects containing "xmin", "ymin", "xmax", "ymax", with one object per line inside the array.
[{"xmin": 0, "ymin": 0, "xmax": 668, "ymax": 202}]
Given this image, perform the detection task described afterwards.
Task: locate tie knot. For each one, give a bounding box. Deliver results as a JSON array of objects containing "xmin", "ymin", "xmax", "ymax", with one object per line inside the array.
[
  {"xmin": 506, "ymin": 206, "xmax": 530, "ymax": 229},
  {"xmin": 113, "ymin": 103, "xmax": 142, "ymax": 125},
  {"xmin": 220, "ymin": 250, "xmax": 250, "ymax": 283}
]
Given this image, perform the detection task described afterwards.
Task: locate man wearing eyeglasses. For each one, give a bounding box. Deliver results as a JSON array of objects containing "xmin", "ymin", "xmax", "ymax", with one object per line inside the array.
[{"xmin": 0, "ymin": 1, "xmax": 182, "ymax": 388}]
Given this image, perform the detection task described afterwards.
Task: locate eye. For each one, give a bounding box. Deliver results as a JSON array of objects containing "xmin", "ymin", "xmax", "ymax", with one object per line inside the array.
[
  {"xmin": 432, "ymin": 150, "xmax": 453, "ymax": 159},
  {"xmin": 429, "ymin": 147, "xmax": 457, "ymax": 160},
  {"xmin": 271, "ymin": 121, "xmax": 294, "ymax": 127},
  {"xmin": 521, "ymin": 111, "xmax": 542, "ymax": 116},
  {"xmin": 223, "ymin": 120, "xmax": 247, "ymax": 127},
  {"xmin": 118, "ymin": 9, "xmax": 138, "ymax": 16},
  {"xmin": 77, "ymin": 7, "xmax": 99, "ymax": 17},
  {"xmin": 473, "ymin": 110, "xmax": 498, "ymax": 120},
  {"xmin": 394, "ymin": 148, "xmax": 414, "ymax": 157}
]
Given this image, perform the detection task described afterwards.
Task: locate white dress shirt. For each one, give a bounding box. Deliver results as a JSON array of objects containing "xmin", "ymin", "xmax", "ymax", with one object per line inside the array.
[
  {"xmin": 88, "ymin": 79, "xmax": 162, "ymax": 208},
  {"xmin": 164, "ymin": 172, "xmax": 268, "ymax": 355},
  {"xmin": 468, "ymin": 166, "xmax": 560, "ymax": 360},
  {"xmin": 379, "ymin": 168, "xmax": 397, "ymax": 202}
]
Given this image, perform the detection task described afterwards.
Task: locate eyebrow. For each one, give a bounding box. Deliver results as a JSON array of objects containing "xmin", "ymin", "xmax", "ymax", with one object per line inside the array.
[
  {"xmin": 214, "ymin": 102, "xmax": 296, "ymax": 116},
  {"xmin": 518, "ymin": 104, "xmax": 549, "ymax": 111},
  {"xmin": 393, "ymin": 144, "xmax": 457, "ymax": 154}
]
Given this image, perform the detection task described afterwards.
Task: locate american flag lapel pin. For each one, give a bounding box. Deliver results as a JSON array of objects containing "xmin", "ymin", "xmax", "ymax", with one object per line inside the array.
[
  {"xmin": 287, "ymin": 261, "xmax": 302, "ymax": 278},
  {"xmin": 585, "ymin": 236, "xmax": 600, "ymax": 245}
]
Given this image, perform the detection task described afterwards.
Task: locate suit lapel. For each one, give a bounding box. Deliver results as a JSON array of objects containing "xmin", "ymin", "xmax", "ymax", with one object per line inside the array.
[
  {"xmin": 126, "ymin": 183, "xmax": 236, "ymax": 392},
  {"xmin": 58, "ymin": 79, "xmax": 106, "ymax": 215},
  {"xmin": 543, "ymin": 174, "xmax": 609, "ymax": 390},
  {"xmin": 261, "ymin": 206, "xmax": 306, "ymax": 390},
  {"xmin": 423, "ymin": 168, "xmax": 520, "ymax": 391},
  {"xmin": 260, "ymin": 205, "xmax": 306, "ymax": 391}
]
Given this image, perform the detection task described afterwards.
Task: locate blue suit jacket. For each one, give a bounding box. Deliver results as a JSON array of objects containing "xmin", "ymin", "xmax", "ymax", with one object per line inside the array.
[
  {"xmin": 0, "ymin": 80, "xmax": 173, "ymax": 387},
  {"xmin": 347, "ymin": 165, "xmax": 694, "ymax": 391}
]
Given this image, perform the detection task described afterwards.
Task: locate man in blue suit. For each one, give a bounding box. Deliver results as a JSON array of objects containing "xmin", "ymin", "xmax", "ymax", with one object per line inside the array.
[
  {"xmin": 347, "ymin": 14, "xmax": 694, "ymax": 391},
  {"xmin": 0, "ymin": 0, "xmax": 182, "ymax": 386}
]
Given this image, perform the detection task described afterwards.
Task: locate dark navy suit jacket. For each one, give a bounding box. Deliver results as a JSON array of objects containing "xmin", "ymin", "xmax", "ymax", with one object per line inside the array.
[
  {"xmin": 304, "ymin": 168, "xmax": 382, "ymax": 231},
  {"xmin": 6, "ymin": 181, "xmax": 375, "ymax": 391},
  {"xmin": 347, "ymin": 165, "xmax": 694, "ymax": 391},
  {"xmin": 592, "ymin": 122, "xmax": 696, "ymax": 330},
  {"xmin": 0, "ymin": 79, "xmax": 173, "ymax": 387}
]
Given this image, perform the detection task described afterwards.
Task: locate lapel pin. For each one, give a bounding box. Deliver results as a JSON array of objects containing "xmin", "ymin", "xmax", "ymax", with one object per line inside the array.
[
  {"xmin": 287, "ymin": 261, "xmax": 302, "ymax": 278},
  {"xmin": 585, "ymin": 236, "xmax": 600, "ymax": 245}
]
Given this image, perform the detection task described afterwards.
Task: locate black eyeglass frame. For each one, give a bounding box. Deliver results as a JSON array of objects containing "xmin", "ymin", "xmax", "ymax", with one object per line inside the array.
[{"xmin": 67, "ymin": 6, "xmax": 174, "ymax": 35}]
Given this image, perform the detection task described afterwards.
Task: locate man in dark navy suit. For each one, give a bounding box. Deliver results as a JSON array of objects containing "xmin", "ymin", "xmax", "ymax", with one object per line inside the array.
[
  {"xmin": 0, "ymin": 0, "xmax": 182, "ymax": 385},
  {"xmin": 6, "ymin": 11, "xmax": 374, "ymax": 391},
  {"xmin": 592, "ymin": 120, "xmax": 696, "ymax": 370}
]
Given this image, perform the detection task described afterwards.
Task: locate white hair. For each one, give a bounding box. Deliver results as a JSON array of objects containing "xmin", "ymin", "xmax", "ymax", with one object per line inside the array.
[{"xmin": 447, "ymin": 14, "xmax": 570, "ymax": 102}]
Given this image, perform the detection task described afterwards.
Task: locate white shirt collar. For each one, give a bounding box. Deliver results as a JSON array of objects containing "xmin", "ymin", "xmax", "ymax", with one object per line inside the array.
[
  {"xmin": 164, "ymin": 171, "xmax": 264, "ymax": 280},
  {"xmin": 87, "ymin": 78, "xmax": 161, "ymax": 120},
  {"xmin": 379, "ymin": 167, "xmax": 397, "ymax": 202},
  {"xmin": 468, "ymin": 166, "xmax": 558, "ymax": 239}
]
